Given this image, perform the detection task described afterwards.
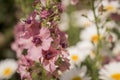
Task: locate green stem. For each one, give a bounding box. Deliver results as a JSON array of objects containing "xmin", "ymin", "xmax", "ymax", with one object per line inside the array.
[
  {"xmin": 91, "ymin": 0, "xmax": 101, "ymax": 61},
  {"xmin": 91, "ymin": 0, "xmax": 102, "ymax": 80}
]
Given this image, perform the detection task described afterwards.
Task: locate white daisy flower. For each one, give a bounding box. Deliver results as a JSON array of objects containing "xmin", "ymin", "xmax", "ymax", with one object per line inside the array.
[
  {"xmin": 99, "ymin": 61, "xmax": 120, "ymax": 80},
  {"xmin": 0, "ymin": 59, "xmax": 18, "ymax": 79},
  {"xmin": 87, "ymin": 10, "xmax": 97, "ymax": 22},
  {"xmin": 80, "ymin": 25, "xmax": 105, "ymax": 44},
  {"xmin": 60, "ymin": 66, "xmax": 91, "ymax": 80},
  {"xmin": 76, "ymin": 16, "xmax": 93, "ymax": 28},
  {"xmin": 101, "ymin": 0, "xmax": 119, "ymax": 13},
  {"xmin": 71, "ymin": 10, "xmax": 94, "ymax": 28},
  {"xmin": 67, "ymin": 46, "xmax": 81, "ymax": 65},
  {"xmin": 67, "ymin": 44, "xmax": 92, "ymax": 68},
  {"xmin": 76, "ymin": 41, "xmax": 96, "ymax": 59},
  {"xmin": 76, "ymin": 41, "xmax": 94, "ymax": 51}
]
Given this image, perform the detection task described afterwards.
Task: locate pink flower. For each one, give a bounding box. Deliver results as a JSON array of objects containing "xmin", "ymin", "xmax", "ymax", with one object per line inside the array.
[
  {"xmin": 17, "ymin": 55, "xmax": 33, "ymax": 80},
  {"xmin": 18, "ymin": 65, "xmax": 32, "ymax": 80},
  {"xmin": 11, "ymin": 41, "xmax": 24, "ymax": 58},
  {"xmin": 41, "ymin": 47, "xmax": 60, "ymax": 72},
  {"xmin": 26, "ymin": 27, "xmax": 53, "ymax": 62},
  {"xmin": 50, "ymin": 27, "xmax": 68, "ymax": 48},
  {"xmin": 18, "ymin": 55, "xmax": 34, "ymax": 66},
  {"xmin": 15, "ymin": 12, "xmax": 40, "ymax": 39},
  {"xmin": 61, "ymin": 49, "xmax": 69, "ymax": 60}
]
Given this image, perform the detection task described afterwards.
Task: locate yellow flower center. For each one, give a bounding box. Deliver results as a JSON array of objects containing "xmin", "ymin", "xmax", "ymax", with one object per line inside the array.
[
  {"xmin": 104, "ymin": 5, "xmax": 115, "ymax": 11},
  {"xmin": 3, "ymin": 68, "xmax": 12, "ymax": 76},
  {"xmin": 72, "ymin": 76, "xmax": 81, "ymax": 80},
  {"xmin": 111, "ymin": 73, "xmax": 120, "ymax": 80},
  {"xmin": 91, "ymin": 34, "xmax": 99, "ymax": 43},
  {"xmin": 71, "ymin": 55, "xmax": 79, "ymax": 62}
]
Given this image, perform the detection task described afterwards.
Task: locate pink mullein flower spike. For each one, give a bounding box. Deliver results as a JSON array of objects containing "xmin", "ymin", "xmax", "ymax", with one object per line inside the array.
[{"xmin": 12, "ymin": 0, "xmax": 69, "ymax": 79}]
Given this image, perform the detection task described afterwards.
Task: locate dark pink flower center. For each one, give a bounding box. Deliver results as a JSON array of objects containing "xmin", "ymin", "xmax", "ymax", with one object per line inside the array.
[
  {"xmin": 32, "ymin": 37, "xmax": 42, "ymax": 46},
  {"xmin": 60, "ymin": 42, "xmax": 67, "ymax": 48},
  {"xmin": 44, "ymin": 52, "xmax": 53, "ymax": 60}
]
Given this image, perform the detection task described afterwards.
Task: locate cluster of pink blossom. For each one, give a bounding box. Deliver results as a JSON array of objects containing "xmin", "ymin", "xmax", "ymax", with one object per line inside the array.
[{"xmin": 12, "ymin": 0, "xmax": 69, "ymax": 79}]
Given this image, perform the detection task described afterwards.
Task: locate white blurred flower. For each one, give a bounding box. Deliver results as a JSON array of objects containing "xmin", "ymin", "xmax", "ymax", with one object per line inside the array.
[
  {"xmin": 67, "ymin": 43, "xmax": 93, "ymax": 68},
  {"xmin": 0, "ymin": 59, "xmax": 18, "ymax": 79},
  {"xmin": 80, "ymin": 25, "xmax": 105, "ymax": 44},
  {"xmin": 102, "ymin": 0, "xmax": 119, "ymax": 13},
  {"xmin": 99, "ymin": 61, "xmax": 120, "ymax": 80},
  {"xmin": 77, "ymin": 16, "xmax": 93, "ymax": 28},
  {"xmin": 96, "ymin": 0, "xmax": 120, "ymax": 18},
  {"xmin": 60, "ymin": 66, "xmax": 91, "ymax": 80},
  {"xmin": 104, "ymin": 21, "xmax": 117, "ymax": 29},
  {"xmin": 94, "ymin": 0, "xmax": 120, "ymax": 22},
  {"xmin": 59, "ymin": 12, "xmax": 69, "ymax": 31},
  {"xmin": 76, "ymin": 41, "xmax": 95, "ymax": 59},
  {"xmin": 71, "ymin": 10, "xmax": 94, "ymax": 28},
  {"xmin": 67, "ymin": 46, "xmax": 81, "ymax": 65},
  {"xmin": 76, "ymin": 41, "xmax": 94, "ymax": 51},
  {"xmin": 87, "ymin": 10, "xmax": 96, "ymax": 21}
]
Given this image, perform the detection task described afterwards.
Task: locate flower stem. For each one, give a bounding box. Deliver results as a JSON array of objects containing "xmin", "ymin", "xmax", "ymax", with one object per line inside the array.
[
  {"xmin": 91, "ymin": 0, "xmax": 102, "ymax": 62},
  {"xmin": 91, "ymin": 0, "xmax": 102, "ymax": 79}
]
